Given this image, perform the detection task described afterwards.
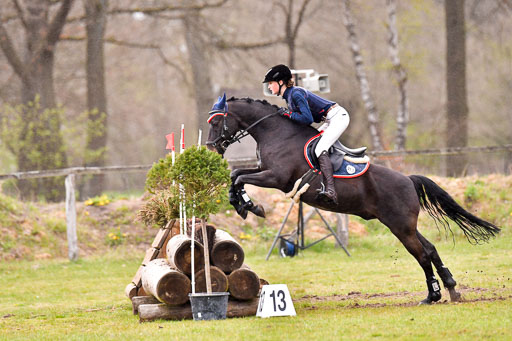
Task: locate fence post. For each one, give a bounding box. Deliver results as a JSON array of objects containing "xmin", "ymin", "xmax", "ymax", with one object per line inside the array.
[
  {"xmin": 336, "ymin": 213, "xmax": 349, "ymax": 248},
  {"xmin": 65, "ymin": 174, "xmax": 79, "ymax": 261}
]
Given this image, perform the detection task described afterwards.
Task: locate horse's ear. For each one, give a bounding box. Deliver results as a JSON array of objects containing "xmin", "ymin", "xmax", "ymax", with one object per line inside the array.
[{"xmin": 211, "ymin": 92, "xmax": 228, "ymax": 112}]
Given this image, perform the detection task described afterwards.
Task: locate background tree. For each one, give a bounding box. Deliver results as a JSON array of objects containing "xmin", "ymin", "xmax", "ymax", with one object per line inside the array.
[
  {"xmin": 0, "ymin": 0, "xmax": 74, "ymax": 200},
  {"xmin": 341, "ymin": 0, "xmax": 384, "ymax": 151},
  {"xmin": 83, "ymin": 0, "xmax": 108, "ymax": 197},
  {"xmin": 277, "ymin": 0, "xmax": 312, "ymax": 68},
  {"xmin": 385, "ymin": 0, "xmax": 408, "ymax": 151},
  {"xmin": 445, "ymin": 0, "xmax": 468, "ymax": 176},
  {"xmin": 183, "ymin": 9, "xmax": 215, "ymax": 143}
]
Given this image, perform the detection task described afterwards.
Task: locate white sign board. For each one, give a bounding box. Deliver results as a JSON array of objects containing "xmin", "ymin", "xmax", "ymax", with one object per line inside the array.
[{"xmin": 256, "ymin": 284, "xmax": 296, "ymax": 318}]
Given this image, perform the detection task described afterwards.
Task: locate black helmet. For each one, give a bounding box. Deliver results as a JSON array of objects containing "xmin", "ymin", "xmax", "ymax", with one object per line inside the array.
[{"xmin": 262, "ymin": 64, "xmax": 292, "ymax": 83}]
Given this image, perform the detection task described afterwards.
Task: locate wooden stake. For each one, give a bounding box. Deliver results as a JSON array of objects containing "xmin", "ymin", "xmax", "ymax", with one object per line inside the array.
[
  {"xmin": 65, "ymin": 174, "xmax": 78, "ymax": 261},
  {"xmin": 201, "ymin": 218, "xmax": 212, "ymax": 293}
]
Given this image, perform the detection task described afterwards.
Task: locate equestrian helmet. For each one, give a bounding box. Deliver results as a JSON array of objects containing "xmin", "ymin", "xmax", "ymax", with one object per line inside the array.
[{"xmin": 263, "ymin": 64, "xmax": 292, "ymax": 83}]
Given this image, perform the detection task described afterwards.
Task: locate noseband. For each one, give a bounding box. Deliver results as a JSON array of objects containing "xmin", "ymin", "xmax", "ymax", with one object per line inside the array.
[{"xmin": 206, "ymin": 109, "xmax": 278, "ymax": 153}]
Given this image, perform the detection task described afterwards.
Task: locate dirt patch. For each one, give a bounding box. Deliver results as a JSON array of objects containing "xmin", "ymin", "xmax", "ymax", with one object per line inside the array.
[{"xmin": 295, "ymin": 286, "xmax": 512, "ymax": 309}]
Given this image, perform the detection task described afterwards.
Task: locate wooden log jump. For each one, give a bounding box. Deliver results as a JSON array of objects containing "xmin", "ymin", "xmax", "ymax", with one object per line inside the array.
[
  {"xmin": 166, "ymin": 234, "xmax": 205, "ymax": 275},
  {"xmin": 138, "ymin": 298, "xmax": 260, "ymax": 322},
  {"xmin": 228, "ymin": 265, "xmax": 260, "ymax": 300},
  {"xmin": 194, "ymin": 265, "xmax": 228, "ymax": 293},
  {"xmin": 211, "ymin": 229, "xmax": 244, "ymax": 273},
  {"xmin": 141, "ymin": 259, "xmax": 191, "ymax": 305}
]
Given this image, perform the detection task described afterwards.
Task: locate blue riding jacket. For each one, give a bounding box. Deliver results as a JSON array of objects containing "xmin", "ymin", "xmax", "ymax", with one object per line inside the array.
[{"xmin": 282, "ymin": 86, "xmax": 335, "ymax": 125}]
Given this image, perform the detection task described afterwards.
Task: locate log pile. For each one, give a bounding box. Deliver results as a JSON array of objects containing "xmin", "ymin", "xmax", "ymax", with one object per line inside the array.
[{"xmin": 126, "ymin": 220, "xmax": 266, "ymax": 322}]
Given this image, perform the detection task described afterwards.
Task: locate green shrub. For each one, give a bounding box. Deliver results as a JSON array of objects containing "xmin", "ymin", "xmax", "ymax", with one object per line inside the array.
[
  {"xmin": 144, "ymin": 154, "xmax": 174, "ymax": 194},
  {"xmin": 139, "ymin": 146, "xmax": 231, "ymax": 227}
]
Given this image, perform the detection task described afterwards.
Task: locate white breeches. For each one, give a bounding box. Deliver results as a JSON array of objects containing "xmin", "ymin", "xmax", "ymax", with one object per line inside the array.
[{"xmin": 315, "ymin": 105, "xmax": 350, "ymax": 157}]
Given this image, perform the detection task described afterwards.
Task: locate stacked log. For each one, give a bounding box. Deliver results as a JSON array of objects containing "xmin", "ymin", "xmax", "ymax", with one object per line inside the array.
[
  {"xmin": 129, "ymin": 224, "xmax": 266, "ymax": 322},
  {"xmin": 194, "ymin": 266, "xmax": 228, "ymax": 293},
  {"xmin": 141, "ymin": 259, "xmax": 191, "ymax": 305},
  {"xmin": 166, "ymin": 234, "xmax": 205, "ymax": 275},
  {"xmin": 227, "ymin": 265, "xmax": 260, "ymax": 300},
  {"xmin": 211, "ymin": 229, "xmax": 244, "ymax": 273}
]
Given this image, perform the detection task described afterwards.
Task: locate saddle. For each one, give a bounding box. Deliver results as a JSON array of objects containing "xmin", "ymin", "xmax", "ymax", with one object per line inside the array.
[
  {"xmin": 286, "ymin": 133, "xmax": 371, "ymax": 202},
  {"xmin": 305, "ymin": 133, "xmax": 369, "ymax": 176}
]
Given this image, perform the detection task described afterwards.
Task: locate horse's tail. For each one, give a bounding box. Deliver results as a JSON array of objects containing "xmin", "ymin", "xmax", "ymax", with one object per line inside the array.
[{"xmin": 409, "ymin": 175, "xmax": 500, "ymax": 244}]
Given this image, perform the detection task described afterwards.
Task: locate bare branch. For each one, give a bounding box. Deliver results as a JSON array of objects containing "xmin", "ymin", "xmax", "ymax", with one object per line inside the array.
[
  {"xmin": 214, "ymin": 38, "xmax": 283, "ymax": 50},
  {"xmin": 156, "ymin": 48, "xmax": 189, "ymax": 86},
  {"xmin": 109, "ymin": 0, "xmax": 228, "ymax": 16},
  {"xmin": 60, "ymin": 34, "xmax": 188, "ymax": 83},
  {"xmin": 47, "ymin": 0, "xmax": 75, "ymax": 46},
  {"xmin": 11, "ymin": 0, "xmax": 27, "ymax": 28},
  {"xmin": 292, "ymin": 0, "xmax": 312, "ymax": 39},
  {"xmin": 0, "ymin": 20, "xmax": 28, "ymax": 83},
  {"xmin": 61, "ymin": 35, "xmax": 160, "ymax": 49},
  {"xmin": 274, "ymin": 1, "xmax": 288, "ymax": 16}
]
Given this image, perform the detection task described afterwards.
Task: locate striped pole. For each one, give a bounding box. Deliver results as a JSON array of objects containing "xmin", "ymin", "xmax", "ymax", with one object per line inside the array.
[{"xmin": 179, "ymin": 125, "xmax": 186, "ymax": 235}]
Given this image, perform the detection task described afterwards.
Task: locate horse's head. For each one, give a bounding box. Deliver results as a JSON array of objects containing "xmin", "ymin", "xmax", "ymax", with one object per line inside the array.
[{"xmin": 205, "ymin": 93, "xmax": 241, "ymax": 155}]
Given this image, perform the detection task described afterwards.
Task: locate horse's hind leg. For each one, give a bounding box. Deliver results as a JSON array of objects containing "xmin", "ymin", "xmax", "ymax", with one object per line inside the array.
[
  {"xmin": 416, "ymin": 232, "xmax": 461, "ymax": 302},
  {"xmin": 381, "ymin": 215, "xmax": 442, "ymax": 305}
]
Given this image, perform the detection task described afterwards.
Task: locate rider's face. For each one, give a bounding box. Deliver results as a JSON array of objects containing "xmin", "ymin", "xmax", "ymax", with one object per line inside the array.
[{"xmin": 267, "ymin": 81, "xmax": 282, "ymax": 95}]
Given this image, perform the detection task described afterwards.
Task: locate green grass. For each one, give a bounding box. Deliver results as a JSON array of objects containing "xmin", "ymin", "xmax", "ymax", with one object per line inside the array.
[{"xmin": 1, "ymin": 227, "xmax": 510, "ymax": 340}]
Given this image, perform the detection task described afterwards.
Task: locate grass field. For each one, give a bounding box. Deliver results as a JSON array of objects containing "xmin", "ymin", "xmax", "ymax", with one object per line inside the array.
[{"xmin": 1, "ymin": 223, "xmax": 510, "ymax": 341}]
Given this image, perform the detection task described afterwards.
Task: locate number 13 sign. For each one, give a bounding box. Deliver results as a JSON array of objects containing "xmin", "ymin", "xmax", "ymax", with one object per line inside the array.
[{"xmin": 257, "ymin": 284, "xmax": 296, "ymax": 318}]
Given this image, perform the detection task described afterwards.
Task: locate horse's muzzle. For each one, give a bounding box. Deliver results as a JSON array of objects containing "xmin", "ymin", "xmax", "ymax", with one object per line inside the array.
[{"xmin": 206, "ymin": 142, "xmax": 225, "ymax": 156}]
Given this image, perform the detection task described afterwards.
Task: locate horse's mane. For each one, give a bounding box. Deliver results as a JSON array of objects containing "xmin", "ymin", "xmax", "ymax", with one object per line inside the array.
[{"xmin": 227, "ymin": 96, "xmax": 279, "ymax": 110}]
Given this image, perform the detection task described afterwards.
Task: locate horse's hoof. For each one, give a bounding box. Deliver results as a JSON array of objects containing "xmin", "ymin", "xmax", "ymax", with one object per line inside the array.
[
  {"xmin": 234, "ymin": 205, "xmax": 248, "ymax": 219},
  {"xmin": 447, "ymin": 288, "xmax": 462, "ymax": 302},
  {"xmin": 239, "ymin": 209, "xmax": 248, "ymax": 220},
  {"xmin": 250, "ymin": 204, "xmax": 266, "ymax": 218},
  {"xmin": 418, "ymin": 298, "xmax": 432, "ymax": 306}
]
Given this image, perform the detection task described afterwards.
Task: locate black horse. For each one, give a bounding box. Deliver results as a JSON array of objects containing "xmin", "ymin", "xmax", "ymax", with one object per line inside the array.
[{"xmin": 205, "ymin": 96, "xmax": 501, "ymax": 305}]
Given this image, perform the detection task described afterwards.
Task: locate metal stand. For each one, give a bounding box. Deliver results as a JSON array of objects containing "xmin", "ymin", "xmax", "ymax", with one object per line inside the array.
[{"xmin": 266, "ymin": 201, "xmax": 351, "ymax": 260}]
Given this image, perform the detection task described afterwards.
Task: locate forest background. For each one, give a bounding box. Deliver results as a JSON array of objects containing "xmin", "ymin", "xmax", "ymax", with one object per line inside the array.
[{"xmin": 0, "ymin": 0, "xmax": 511, "ymax": 201}]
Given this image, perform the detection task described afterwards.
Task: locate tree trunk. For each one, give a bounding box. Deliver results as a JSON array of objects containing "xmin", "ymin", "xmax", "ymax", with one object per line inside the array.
[
  {"xmin": 183, "ymin": 10, "xmax": 214, "ymax": 145},
  {"xmin": 227, "ymin": 265, "xmax": 260, "ymax": 300},
  {"xmin": 83, "ymin": 0, "xmax": 108, "ymax": 197},
  {"xmin": 19, "ymin": 0, "xmax": 73, "ymax": 201},
  {"xmin": 138, "ymin": 299, "xmax": 259, "ymax": 322},
  {"xmin": 386, "ymin": 0, "xmax": 409, "ymax": 151},
  {"xmin": 194, "ymin": 265, "xmax": 228, "ymax": 293},
  {"xmin": 131, "ymin": 295, "xmax": 159, "ymax": 315},
  {"xmin": 0, "ymin": 0, "xmax": 74, "ymax": 201},
  {"xmin": 341, "ymin": 0, "xmax": 384, "ymax": 151},
  {"xmin": 166, "ymin": 234, "xmax": 204, "ymax": 275},
  {"xmin": 141, "ymin": 259, "xmax": 191, "ymax": 305},
  {"xmin": 445, "ymin": 0, "xmax": 468, "ymax": 176},
  {"xmin": 211, "ymin": 229, "xmax": 245, "ymax": 273}
]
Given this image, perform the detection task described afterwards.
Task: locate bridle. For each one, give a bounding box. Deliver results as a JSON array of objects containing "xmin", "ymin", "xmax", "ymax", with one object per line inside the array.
[{"xmin": 206, "ymin": 109, "xmax": 279, "ymax": 154}]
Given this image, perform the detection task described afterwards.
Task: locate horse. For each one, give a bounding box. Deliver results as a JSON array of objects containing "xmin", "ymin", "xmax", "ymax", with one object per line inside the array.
[{"xmin": 205, "ymin": 95, "xmax": 501, "ymax": 305}]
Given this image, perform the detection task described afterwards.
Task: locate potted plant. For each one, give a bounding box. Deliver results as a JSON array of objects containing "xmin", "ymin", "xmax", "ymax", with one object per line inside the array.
[{"xmin": 169, "ymin": 146, "xmax": 231, "ymax": 320}]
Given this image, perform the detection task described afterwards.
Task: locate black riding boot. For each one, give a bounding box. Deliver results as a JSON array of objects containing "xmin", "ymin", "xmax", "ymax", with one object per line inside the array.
[{"xmin": 317, "ymin": 151, "xmax": 338, "ymax": 205}]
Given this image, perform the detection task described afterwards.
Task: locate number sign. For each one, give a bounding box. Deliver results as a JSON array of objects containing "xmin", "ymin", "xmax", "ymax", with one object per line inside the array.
[{"xmin": 256, "ymin": 284, "xmax": 296, "ymax": 318}]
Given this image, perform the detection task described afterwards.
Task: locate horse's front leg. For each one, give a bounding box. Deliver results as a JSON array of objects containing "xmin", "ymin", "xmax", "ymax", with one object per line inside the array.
[
  {"xmin": 234, "ymin": 169, "xmax": 284, "ymax": 218},
  {"xmin": 229, "ymin": 168, "xmax": 261, "ymax": 219}
]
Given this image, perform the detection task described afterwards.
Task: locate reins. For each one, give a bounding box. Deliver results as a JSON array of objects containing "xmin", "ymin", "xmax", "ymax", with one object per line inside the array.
[{"xmin": 206, "ymin": 109, "xmax": 279, "ymax": 151}]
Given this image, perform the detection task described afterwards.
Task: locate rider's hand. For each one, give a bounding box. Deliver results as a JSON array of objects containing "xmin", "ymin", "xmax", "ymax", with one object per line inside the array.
[{"xmin": 278, "ymin": 107, "xmax": 291, "ymax": 118}]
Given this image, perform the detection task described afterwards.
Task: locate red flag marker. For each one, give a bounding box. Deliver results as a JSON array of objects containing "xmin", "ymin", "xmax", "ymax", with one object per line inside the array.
[
  {"xmin": 165, "ymin": 133, "xmax": 175, "ymax": 150},
  {"xmin": 180, "ymin": 124, "xmax": 185, "ymax": 153}
]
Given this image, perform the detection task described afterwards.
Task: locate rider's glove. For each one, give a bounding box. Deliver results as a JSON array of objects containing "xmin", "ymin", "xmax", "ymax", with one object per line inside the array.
[{"xmin": 278, "ymin": 107, "xmax": 292, "ymax": 118}]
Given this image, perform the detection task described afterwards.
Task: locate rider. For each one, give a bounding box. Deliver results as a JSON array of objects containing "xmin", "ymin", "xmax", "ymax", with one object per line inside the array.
[{"xmin": 262, "ymin": 64, "xmax": 350, "ymax": 205}]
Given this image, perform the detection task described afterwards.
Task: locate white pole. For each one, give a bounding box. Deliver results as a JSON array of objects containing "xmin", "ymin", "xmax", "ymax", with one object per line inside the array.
[
  {"xmin": 197, "ymin": 129, "xmax": 202, "ymax": 148},
  {"xmin": 180, "ymin": 124, "xmax": 185, "ymax": 235},
  {"xmin": 65, "ymin": 174, "xmax": 78, "ymax": 261},
  {"xmin": 190, "ymin": 205, "xmax": 196, "ymax": 294}
]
